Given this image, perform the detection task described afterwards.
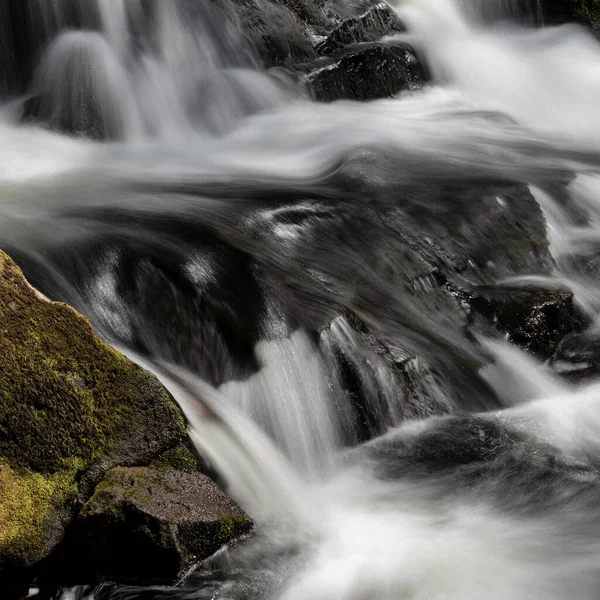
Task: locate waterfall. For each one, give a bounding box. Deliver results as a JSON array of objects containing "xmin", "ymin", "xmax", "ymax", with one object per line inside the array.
[{"xmin": 2, "ymin": 0, "xmax": 600, "ymax": 598}]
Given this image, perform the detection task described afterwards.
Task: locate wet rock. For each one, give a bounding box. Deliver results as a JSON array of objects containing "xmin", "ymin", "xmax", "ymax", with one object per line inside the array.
[
  {"xmin": 334, "ymin": 154, "xmax": 554, "ymax": 284},
  {"xmin": 219, "ymin": 0, "xmax": 406, "ymax": 67},
  {"xmin": 550, "ymin": 331, "xmax": 600, "ymax": 381},
  {"xmin": 466, "ymin": 284, "xmax": 584, "ymax": 359},
  {"xmin": 300, "ymin": 42, "xmax": 426, "ymax": 102},
  {"xmin": 71, "ymin": 467, "xmax": 252, "ymax": 584},
  {"xmin": 241, "ymin": 178, "xmax": 552, "ymax": 416},
  {"xmin": 216, "ymin": 0, "xmax": 320, "ymax": 66},
  {"xmin": 354, "ymin": 413, "xmax": 520, "ymax": 480},
  {"xmin": 321, "ymin": 313, "xmax": 452, "ymax": 444},
  {"xmin": 394, "ymin": 182, "xmax": 553, "ymax": 283},
  {"xmin": 0, "ymin": 251, "xmax": 189, "ymax": 582},
  {"xmin": 315, "ymin": 1, "xmax": 405, "ymax": 55}
]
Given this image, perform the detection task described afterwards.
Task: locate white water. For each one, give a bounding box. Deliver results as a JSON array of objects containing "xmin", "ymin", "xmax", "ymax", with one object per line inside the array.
[{"xmin": 4, "ymin": 0, "xmax": 600, "ymax": 598}]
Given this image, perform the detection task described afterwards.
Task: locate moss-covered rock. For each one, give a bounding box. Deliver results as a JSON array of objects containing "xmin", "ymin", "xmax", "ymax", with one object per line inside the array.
[
  {"xmin": 150, "ymin": 442, "xmax": 205, "ymax": 474},
  {"xmin": 0, "ymin": 250, "xmax": 188, "ymax": 576},
  {"xmin": 73, "ymin": 466, "xmax": 252, "ymax": 584}
]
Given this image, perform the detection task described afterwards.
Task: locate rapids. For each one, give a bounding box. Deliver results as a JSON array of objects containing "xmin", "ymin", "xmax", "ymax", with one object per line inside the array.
[{"xmin": 3, "ymin": 0, "xmax": 600, "ymax": 598}]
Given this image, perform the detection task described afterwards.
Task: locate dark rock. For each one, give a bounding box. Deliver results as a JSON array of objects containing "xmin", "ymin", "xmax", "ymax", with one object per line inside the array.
[
  {"xmin": 466, "ymin": 284, "xmax": 584, "ymax": 359},
  {"xmin": 218, "ymin": 0, "xmax": 407, "ymax": 67},
  {"xmin": 228, "ymin": 176, "xmax": 553, "ymax": 415},
  {"xmin": 297, "ymin": 42, "xmax": 425, "ymax": 102},
  {"xmin": 315, "ymin": 1, "xmax": 405, "ymax": 55},
  {"xmin": 389, "ymin": 182, "xmax": 553, "ymax": 283},
  {"xmin": 216, "ymin": 0, "xmax": 319, "ymax": 66},
  {"xmin": 550, "ymin": 331, "xmax": 600, "ymax": 381},
  {"xmin": 320, "ymin": 313, "xmax": 452, "ymax": 444},
  {"xmin": 72, "ymin": 467, "xmax": 252, "ymax": 584},
  {"xmin": 352, "ymin": 413, "xmax": 521, "ymax": 480},
  {"xmin": 349, "ymin": 410, "xmax": 600, "ymax": 521}
]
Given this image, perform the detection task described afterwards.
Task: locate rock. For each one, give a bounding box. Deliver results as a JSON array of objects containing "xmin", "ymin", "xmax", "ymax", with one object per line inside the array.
[
  {"xmin": 550, "ymin": 331, "xmax": 600, "ymax": 381},
  {"xmin": 384, "ymin": 181, "xmax": 553, "ymax": 284},
  {"xmin": 320, "ymin": 313, "xmax": 452, "ymax": 444},
  {"xmin": 70, "ymin": 467, "xmax": 252, "ymax": 584},
  {"xmin": 216, "ymin": 0, "xmax": 319, "ymax": 66},
  {"xmin": 233, "ymin": 176, "xmax": 554, "ymax": 416},
  {"xmin": 465, "ymin": 284, "xmax": 584, "ymax": 359},
  {"xmin": 299, "ymin": 42, "xmax": 426, "ymax": 102},
  {"xmin": 218, "ymin": 0, "xmax": 406, "ymax": 67},
  {"xmin": 0, "ymin": 251, "xmax": 187, "ymax": 581},
  {"xmin": 352, "ymin": 413, "xmax": 520, "ymax": 481},
  {"xmin": 314, "ymin": 1, "xmax": 405, "ymax": 55}
]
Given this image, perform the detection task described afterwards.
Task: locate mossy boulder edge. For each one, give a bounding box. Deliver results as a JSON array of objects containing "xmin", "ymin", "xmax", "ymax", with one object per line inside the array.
[{"xmin": 0, "ymin": 250, "xmax": 189, "ymax": 578}]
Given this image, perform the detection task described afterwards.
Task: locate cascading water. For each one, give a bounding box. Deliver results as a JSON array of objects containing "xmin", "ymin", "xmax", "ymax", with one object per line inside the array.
[{"xmin": 4, "ymin": 0, "xmax": 600, "ymax": 598}]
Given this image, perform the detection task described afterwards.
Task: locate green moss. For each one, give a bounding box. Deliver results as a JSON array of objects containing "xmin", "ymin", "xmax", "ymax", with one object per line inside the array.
[
  {"xmin": 81, "ymin": 477, "xmax": 125, "ymax": 520},
  {"xmin": 81, "ymin": 467, "xmax": 157, "ymax": 518},
  {"xmin": 151, "ymin": 444, "xmax": 201, "ymax": 473},
  {"xmin": 0, "ymin": 251, "xmax": 185, "ymax": 475},
  {"xmin": 0, "ymin": 459, "xmax": 79, "ymax": 568},
  {"xmin": 213, "ymin": 515, "xmax": 252, "ymax": 544}
]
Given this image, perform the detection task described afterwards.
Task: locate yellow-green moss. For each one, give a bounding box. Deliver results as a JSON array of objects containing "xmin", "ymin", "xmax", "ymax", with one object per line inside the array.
[
  {"xmin": 0, "ymin": 460, "xmax": 79, "ymax": 568},
  {"xmin": 213, "ymin": 515, "xmax": 252, "ymax": 544},
  {"xmin": 151, "ymin": 444, "xmax": 201, "ymax": 473}
]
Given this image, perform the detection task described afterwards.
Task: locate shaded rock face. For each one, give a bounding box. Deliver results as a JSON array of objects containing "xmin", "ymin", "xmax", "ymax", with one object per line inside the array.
[
  {"xmin": 69, "ymin": 467, "xmax": 252, "ymax": 585},
  {"xmin": 0, "ymin": 251, "xmax": 244, "ymax": 586}
]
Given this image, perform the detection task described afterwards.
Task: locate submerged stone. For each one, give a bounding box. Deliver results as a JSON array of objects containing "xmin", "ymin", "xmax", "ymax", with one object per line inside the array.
[{"xmin": 550, "ymin": 331, "xmax": 600, "ymax": 381}]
